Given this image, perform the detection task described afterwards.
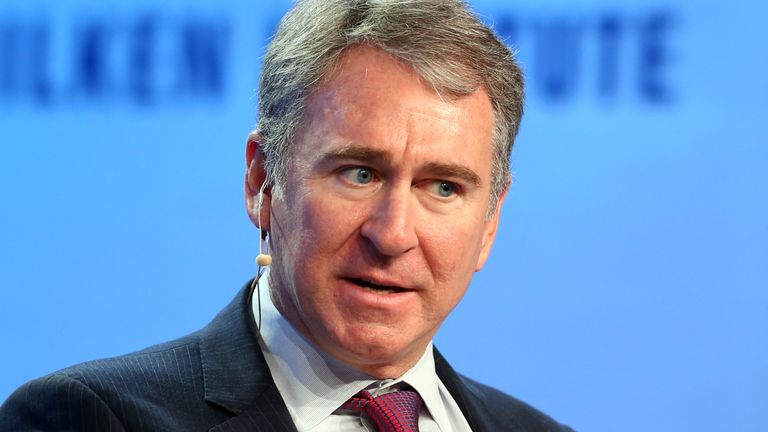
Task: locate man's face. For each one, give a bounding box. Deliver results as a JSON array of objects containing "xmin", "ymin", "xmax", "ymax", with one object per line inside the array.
[{"xmin": 250, "ymin": 45, "xmax": 505, "ymax": 378}]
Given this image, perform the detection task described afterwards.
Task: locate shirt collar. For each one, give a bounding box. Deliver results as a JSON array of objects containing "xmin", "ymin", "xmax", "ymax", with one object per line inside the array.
[{"xmin": 252, "ymin": 269, "xmax": 452, "ymax": 431}]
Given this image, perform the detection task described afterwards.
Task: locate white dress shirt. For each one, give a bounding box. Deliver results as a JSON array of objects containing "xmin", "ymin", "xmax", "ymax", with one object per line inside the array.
[{"xmin": 251, "ymin": 269, "xmax": 473, "ymax": 432}]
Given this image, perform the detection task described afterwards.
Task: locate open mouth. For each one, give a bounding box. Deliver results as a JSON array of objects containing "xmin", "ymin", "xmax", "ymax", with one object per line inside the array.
[{"xmin": 346, "ymin": 278, "xmax": 408, "ymax": 294}]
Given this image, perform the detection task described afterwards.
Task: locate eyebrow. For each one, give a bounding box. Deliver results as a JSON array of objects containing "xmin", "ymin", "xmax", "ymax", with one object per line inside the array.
[
  {"xmin": 317, "ymin": 145, "xmax": 482, "ymax": 187},
  {"xmin": 318, "ymin": 145, "xmax": 391, "ymax": 165},
  {"xmin": 423, "ymin": 162, "xmax": 482, "ymax": 188}
]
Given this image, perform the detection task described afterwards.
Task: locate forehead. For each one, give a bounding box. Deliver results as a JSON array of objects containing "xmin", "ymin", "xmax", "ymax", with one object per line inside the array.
[{"xmin": 296, "ymin": 45, "xmax": 495, "ymax": 174}]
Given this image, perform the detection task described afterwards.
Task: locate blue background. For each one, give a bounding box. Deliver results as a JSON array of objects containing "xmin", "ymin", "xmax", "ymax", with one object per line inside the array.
[{"xmin": 1, "ymin": 0, "xmax": 766, "ymax": 430}]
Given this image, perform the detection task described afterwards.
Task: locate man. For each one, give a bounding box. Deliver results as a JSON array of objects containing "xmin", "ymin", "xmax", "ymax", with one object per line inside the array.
[{"xmin": 1, "ymin": 1, "xmax": 574, "ymax": 431}]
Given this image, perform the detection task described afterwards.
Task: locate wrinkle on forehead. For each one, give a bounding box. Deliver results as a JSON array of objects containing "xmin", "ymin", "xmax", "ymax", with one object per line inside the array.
[
  {"xmin": 407, "ymin": 110, "xmax": 463, "ymax": 134},
  {"xmin": 295, "ymin": 45, "xmax": 494, "ymax": 177}
]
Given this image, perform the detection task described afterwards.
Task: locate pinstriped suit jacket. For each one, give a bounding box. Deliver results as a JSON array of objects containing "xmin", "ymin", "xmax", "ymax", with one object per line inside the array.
[{"xmin": 0, "ymin": 282, "xmax": 574, "ymax": 432}]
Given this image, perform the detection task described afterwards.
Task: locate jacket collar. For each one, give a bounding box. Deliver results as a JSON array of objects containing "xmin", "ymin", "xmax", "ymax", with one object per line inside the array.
[
  {"xmin": 434, "ymin": 347, "xmax": 491, "ymax": 432},
  {"xmin": 199, "ymin": 279, "xmax": 271, "ymax": 414},
  {"xmin": 197, "ymin": 280, "xmax": 297, "ymax": 432}
]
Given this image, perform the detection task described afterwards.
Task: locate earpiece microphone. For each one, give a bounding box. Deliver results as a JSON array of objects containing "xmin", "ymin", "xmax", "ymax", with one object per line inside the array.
[
  {"xmin": 250, "ymin": 180, "xmax": 271, "ymax": 335},
  {"xmin": 255, "ymin": 181, "xmax": 272, "ymax": 267},
  {"xmin": 256, "ymin": 253, "xmax": 272, "ymax": 267}
]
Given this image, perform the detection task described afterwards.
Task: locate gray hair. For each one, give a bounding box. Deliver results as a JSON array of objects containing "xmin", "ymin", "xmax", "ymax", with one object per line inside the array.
[{"xmin": 257, "ymin": 0, "xmax": 524, "ymax": 216}]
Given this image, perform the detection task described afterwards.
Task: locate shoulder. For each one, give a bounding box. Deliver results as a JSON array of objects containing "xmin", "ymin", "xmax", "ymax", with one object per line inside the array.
[
  {"xmin": 458, "ymin": 374, "xmax": 576, "ymax": 432},
  {"xmin": 0, "ymin": 371, "xmax": 126, "ymax": 431},
  {"xmin": 0, "ymin": 332, "xmax": 221, "ymax": 431},
  {"xmin": 59, "ymin": 332, "xmax": 204, "ymax": 401},
  {"xmin": 0, "ymin": 283, "xmax": 261, "ymax": 431},
  {"xmin": 57, "ymin": 332, "xmax": 204, "ymax": 397}
]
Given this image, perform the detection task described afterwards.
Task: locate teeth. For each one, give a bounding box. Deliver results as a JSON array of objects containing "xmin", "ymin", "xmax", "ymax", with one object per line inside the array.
[
  {"xmin": 353, "ymin": 278, "xmax": 402, "ymax": 293},
  {"xmin": 366, "ymin": 286, "xmax": 398, "ymax": 293}
]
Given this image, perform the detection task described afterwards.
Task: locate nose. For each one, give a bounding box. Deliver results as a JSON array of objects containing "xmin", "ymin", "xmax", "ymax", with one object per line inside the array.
[{"xmin": 359, "ymin": 186, "xmax": 419, "ymax": 257}]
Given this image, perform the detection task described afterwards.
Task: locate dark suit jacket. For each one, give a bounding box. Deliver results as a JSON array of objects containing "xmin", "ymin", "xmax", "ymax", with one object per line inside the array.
[{"xmin": 0, "ymin": 282, "xmax": 574, "ymax": 431}]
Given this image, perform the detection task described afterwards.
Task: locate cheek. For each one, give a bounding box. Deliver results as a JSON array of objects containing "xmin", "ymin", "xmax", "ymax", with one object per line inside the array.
[
  {"xmin": 299, "ymin": 193, "xmax": 363, "ymax": 244},
  {"xmin": 422, "ymin": 219, "xmax": 486, "ymax": 297},
  {"xmin": 285, "ymin": 191, "xmax": 368, "ymax": 276},
  {"xmin": 423, "ymin": 223, "xmax": 481, "ymax": 279}
]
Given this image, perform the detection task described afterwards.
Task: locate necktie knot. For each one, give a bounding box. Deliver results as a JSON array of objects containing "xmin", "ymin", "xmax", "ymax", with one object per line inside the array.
[{"xmin": 343, "ymin": 388, "xmax": 422, "ymax": 432}]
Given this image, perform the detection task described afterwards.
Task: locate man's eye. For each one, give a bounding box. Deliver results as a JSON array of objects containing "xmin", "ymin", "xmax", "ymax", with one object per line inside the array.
[
  {"xmin": 430, "ymin": 181, "xmax": 459, "ymax": 198},
  {"xmin": 340, "ymin": 167, "xmax": 375, "ymax": 185}
]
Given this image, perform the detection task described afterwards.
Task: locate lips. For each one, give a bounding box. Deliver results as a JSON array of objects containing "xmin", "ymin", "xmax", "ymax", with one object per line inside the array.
[
  {"xmin": 336, "ymin": 274, "xmax": 420, "ymax": 310},
  {"xmin": 344, "ymin": 277, "xmax": 409, "ymax": 294}
]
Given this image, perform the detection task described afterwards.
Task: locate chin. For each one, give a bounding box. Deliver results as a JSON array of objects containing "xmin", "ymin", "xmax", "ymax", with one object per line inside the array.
[{"xmin": 330, "ymin": 323, "xmax": 426, "ymax": 374}]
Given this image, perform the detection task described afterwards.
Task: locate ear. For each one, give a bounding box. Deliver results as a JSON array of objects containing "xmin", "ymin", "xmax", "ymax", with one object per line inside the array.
[
  {"xmin": 475, "ymin": 183, "xmax": 510, "ymax": 271},
  {"xmin": 245, "ymin": 131, "xmax": 271, "ymax": 231}
]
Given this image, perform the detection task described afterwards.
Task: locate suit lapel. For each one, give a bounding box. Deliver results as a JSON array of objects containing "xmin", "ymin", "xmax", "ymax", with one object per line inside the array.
[
  {"xmin": 199, "ymin": 279, "xmax": 298, "ymax": 432},
  {"xmin": 208, "ymin": 384, "xmax": 297, "ymax": 432},
  {"xmin": 434, "ymin": 347, "xmax": 494, "ymax": 432}
]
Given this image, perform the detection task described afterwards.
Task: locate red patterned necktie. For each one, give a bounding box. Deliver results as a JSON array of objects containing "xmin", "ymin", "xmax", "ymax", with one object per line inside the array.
[{"xmin": 342, "ymin": 388, "xmax": 423, "ymax": 432}]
